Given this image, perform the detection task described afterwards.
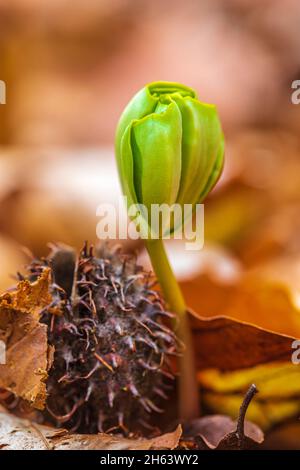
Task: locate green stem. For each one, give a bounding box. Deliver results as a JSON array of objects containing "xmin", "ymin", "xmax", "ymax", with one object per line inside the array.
[{"xmin": 145, "ymin": 239, "xmax": 200, "ymax": 421}]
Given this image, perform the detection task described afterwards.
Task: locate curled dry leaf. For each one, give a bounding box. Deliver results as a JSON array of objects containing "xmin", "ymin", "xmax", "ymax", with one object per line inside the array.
[
  {"xmin": 177, "ymin": 253, "xmax": 300, "ymax": 370},
  {"xmin": 190, "ymin": 312, "xmax": 297, "ymax": 371},
  {"xmin": 142, "ymin": 242, "xmax": 300, "ymax": 371},
  {"xmin": 0, "ymin": 269, "xmax": 56, "ymax": 409},
  {"xmin": 0, "ymin": 407, "xmax": 181, "ymax": 450},
  {"xmin": 170, "ymin": 245, "xmax": 300, "ymax": 429},
  {"xmin": 186, "ymin": 257, "xmax": 300, "ymax": 428}
]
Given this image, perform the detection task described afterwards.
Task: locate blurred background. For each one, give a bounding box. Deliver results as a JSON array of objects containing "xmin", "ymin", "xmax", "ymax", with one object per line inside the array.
[{"xmin": 1, "ymin": 0, "xmax": 300, "ymax": 447}]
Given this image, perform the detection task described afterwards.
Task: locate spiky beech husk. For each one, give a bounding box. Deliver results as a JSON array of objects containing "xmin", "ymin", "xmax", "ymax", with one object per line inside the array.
[{"xmin": 25, "ymin": 243, "xmax": 179, "ymax": 434}]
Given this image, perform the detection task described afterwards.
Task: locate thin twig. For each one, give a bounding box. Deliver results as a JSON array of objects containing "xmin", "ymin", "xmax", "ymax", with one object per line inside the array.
[{"xmin": 236, "ymin": 383, "xmax": 258, "ymax": 447}]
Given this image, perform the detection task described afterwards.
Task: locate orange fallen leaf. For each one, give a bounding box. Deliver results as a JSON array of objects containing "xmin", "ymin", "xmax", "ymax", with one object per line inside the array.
[
  {"xmin": 190, "ymin": 312, "xmax": 296, "ymax": 371},
  {"xmin": 182, "ymin": 257, "xmax": 300, "ymax": 338},
  {"xmin": 142, "ymin": 242, "xmax": 300, "ymax": 371}
]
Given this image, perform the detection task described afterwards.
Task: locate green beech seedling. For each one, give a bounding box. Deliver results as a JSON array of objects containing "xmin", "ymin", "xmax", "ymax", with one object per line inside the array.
[{"xmin": 115, "ymin": 81, "xmax": 224, "ymax": 420}]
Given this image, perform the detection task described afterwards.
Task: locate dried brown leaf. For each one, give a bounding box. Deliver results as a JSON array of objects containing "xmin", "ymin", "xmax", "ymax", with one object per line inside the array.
[
  {"xmin": 0, "ymin": 268, "xmax": 53, "ymax": 318},
  {"xmin": 0, "ymin": 269, "xmax": 55, "ymax": 409},
  {"xmin": 0, "ymin": 408, "xmax": 181, "ymax": 450},
  {"xmin": 143, "ymin": 243, "xmax": 299, "ymax": 371},
  {"xmin": 190, "ymin": 311, "xmax": 297, "ymax": 371},
  {"xmin": 180, "ymin": 253, "xmax": 300, "ymax": 370},
  {"xmin": 182, "ymin": 261, "xmax": 300, "ymax": 338}
]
